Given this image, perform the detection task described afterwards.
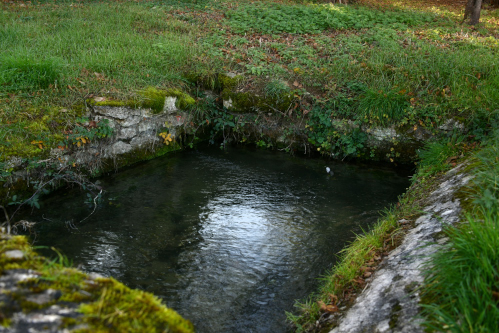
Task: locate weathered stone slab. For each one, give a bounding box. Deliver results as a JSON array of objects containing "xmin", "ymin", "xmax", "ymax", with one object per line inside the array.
[{"xmin": 329, "ymin": 165, "xmax": 472, "ymax": 333}]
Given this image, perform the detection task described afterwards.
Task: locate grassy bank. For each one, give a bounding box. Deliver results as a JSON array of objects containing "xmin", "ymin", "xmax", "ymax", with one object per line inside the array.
[{"xmin": 0, "ymin": 0, "xmax": 204, "ymax": 162}]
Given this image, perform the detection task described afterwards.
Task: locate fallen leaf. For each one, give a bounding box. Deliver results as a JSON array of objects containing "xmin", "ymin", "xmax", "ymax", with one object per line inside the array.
[
  {"xmin": 318, "ymin": 301, "xmax": 339, "ymax": 313},
  {"xmin": 94, "ymin": 97, "xmax": 106, "ymax": 102},
  {"xmin": 364, "ymin": 271, "xmax": 372, "ymax": 278},
  {"xmin": 293, "ymin": 81, "xmax": 299, "ymax": 87},
  {"xmin": 353, "ymin": 278, "xmax": 365, "ymax": 286},
  {"xmin": 445, "ymin": 156, "xmax": 458, "ymax": 164}
]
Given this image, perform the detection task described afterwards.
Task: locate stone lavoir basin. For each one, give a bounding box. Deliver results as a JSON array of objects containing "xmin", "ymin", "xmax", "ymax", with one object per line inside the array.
[{"xmin": 30, "ymin": 146, "xmax": 410, "ymax": 332}]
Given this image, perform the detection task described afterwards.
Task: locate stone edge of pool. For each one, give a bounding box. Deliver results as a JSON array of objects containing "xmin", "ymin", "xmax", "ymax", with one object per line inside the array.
[{"xmin": 0, "ymin": 232, "xmax": 195, "ymax": 333}]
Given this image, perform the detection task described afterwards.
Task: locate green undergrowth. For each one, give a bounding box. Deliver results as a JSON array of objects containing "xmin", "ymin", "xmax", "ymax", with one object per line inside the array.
[
  {"xmin": 227, "ymin": 2, "xmax": 436, "ymax": 34},
  {"xmin": 420, "ymin": 131, "xmax": 499, "ymax": 332},
  {"xmin": 0, "ymin": 234, "xmax": 194, "ymax": 332}
]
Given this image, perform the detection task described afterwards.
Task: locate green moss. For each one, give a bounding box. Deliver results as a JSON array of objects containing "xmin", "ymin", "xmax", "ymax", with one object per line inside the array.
[
  {"xmin": 84, "ymin": 87, "xmax": 195, "ymax": 114},
  {"xmin": 60, "ymin": 317, "xmax": 78, "ymax": 328},
  {"xmin": 221, "ymin": 89, "xmax": 295, "ymax": 114},
  {"xmin": 94, "ymin": 100, "xmax": 127, "ymax": 107},
  {"xmin": 71, "ymin": 103, "xmax": 88, "ymax": 117},
  {"xmin": 0, "ymin": 232, "xmax": 194, "ymax": 332},
  {"xmin": 0, "ymin": 318, "xmax": 11, "ymax": 328},
  {"xmin": 165, "ymin": 88, "xmax": 196, "ymax": 110},
  {"xmin": 389, "ymin": 301, "xmax": 402, "ymax": 329},
  {"xmin": 221, "ymin": 91, "xmax": 253, "ymax": 112},
  {"xmin": 218, "ymin": 73, "xmax": 242, "ymax": 91},
  {"xmin": 0, "ymin": 236, "xmax": 38, "ymax": 274},
  {"xmin": 140, "ymin": 87, "xmax": 167, "ymax": 114},
  {"xmin": 138, "ymin": 87, "xmax": 196, "ymax": 113},
  {"xmin": 183, "ymin": 72, "xmax": 219, "ymax": 90},
  {"xmin": 78, "ymin": 277, "xmax": 194, "ymax": 333}
]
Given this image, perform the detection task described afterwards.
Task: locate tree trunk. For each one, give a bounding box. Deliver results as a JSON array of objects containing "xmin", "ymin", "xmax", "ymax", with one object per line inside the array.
[{"xmin": 463, "ymin": 0, "xmax": 483, "ymax": 25}]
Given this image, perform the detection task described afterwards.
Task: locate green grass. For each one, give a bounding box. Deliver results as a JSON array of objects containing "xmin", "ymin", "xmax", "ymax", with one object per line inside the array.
[
  {"xmin": 358, "ymin": 88, "xmax": 409, "ymax": 125},
  {"xmin": 0, "ymin": 2, "xmax": 199, "ymax": 96},
  {"xmin": 0, "ymin": 57, "xmax": 62, "ymax": 92},
  {"xmin": 420, "ymin": 131, "xmax": 499, "ymax": 332}
]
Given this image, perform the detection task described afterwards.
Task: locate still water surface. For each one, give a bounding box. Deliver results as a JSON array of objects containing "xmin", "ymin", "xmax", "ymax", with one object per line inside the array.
[{"xmin": 33, "ymin": 147, "xmax": 410, "ymax": 332}]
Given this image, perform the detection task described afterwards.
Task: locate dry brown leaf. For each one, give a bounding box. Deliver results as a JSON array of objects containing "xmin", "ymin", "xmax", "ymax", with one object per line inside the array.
[
  {"xmin": 329, "ymin": 294, "xmax": 338, "ymax": 305},
  {"xmin": 318, "ymin": 301, "xmax": 339, "ymax": 313},
  {"xmin": 446, "ymin": 156, "xmax": 458, "ymax": 164}
]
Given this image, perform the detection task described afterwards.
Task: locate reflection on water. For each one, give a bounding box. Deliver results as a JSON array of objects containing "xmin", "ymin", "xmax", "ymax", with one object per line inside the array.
[{"xmin": 31, "ymin": 147, "xmax": 410, "ymax": 332}]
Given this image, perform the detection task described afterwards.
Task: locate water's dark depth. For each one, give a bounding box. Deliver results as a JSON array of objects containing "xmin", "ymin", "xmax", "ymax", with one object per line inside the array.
[{"xmin": 32, "ymin": 147, "xmax": 410, "ymax": 332}]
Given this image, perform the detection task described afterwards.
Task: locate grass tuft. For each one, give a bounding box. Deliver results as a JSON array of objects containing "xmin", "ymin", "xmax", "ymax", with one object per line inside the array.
[
  {"xmin": 0, "ymin": 56, "xmax": 61, "ymax": 92},
  {"xmin": 358, "ymin": 88, "xmax": 409, "ymax": 125}
]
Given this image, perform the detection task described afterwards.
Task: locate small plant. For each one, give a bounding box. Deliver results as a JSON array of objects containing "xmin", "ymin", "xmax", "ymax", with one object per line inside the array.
[
  {"xmin": 65, "ymin": 118, "xmax": 113, "ymax": 148},
  {"xmin": 264, "ymin": 80, "xmax": 290, "ymax": 99},
  {"xmin": 416, "ymin": 132, "xmax": 465, "ymax": 178},
  {"xmin": 227, "ymin": 3, "xmax": 434, "ymax": 34},
  {"xmin": 159, "ymin": 132, "xmax": 174, "ymax": 145}
]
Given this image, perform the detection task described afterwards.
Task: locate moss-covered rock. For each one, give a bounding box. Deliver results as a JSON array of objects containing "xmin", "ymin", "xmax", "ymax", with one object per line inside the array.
[
  {"xmin": 0, "ymin": 233, "xmax": 194, "ymax": 332},
  {"xmin": 218, "ymin": 73, "xmax": 242, "ymax": 91},
  {"xmin": 86, "ymin": 87, "xmax": 196, "ymax": 114},
  {"xmin": 164, "ymin": 88, "xmax": 196, "ymax": 110}
]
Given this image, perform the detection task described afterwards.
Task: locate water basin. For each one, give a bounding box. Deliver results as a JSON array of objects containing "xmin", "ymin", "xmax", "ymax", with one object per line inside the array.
[{"xmin": 31, "ymin": 146, "xmax": 410, "ymax": 332}]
